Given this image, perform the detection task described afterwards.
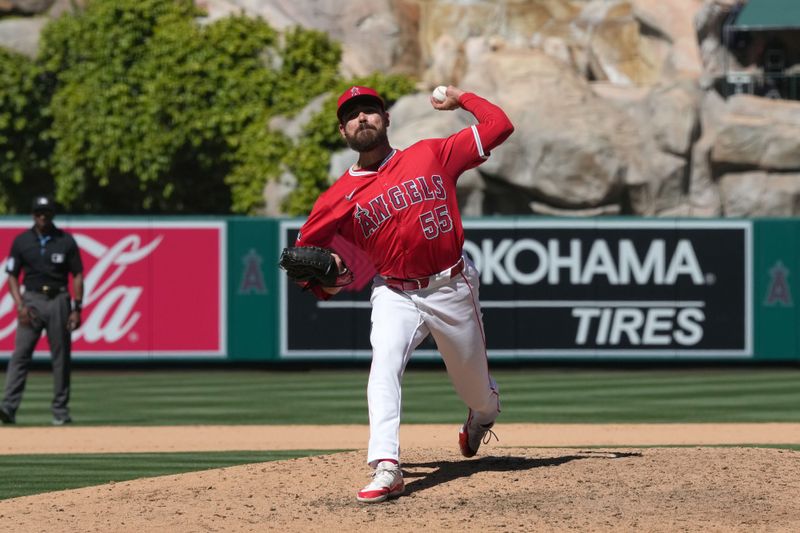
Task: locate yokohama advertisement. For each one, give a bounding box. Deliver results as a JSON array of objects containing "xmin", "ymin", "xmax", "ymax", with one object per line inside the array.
[
  {"xmin": 0, "ymin": 221, "xmax": 226, "ymax": 359},
  {"xmin": 281, "ymin": 220, "xmax": 752, "ymax": 359}
]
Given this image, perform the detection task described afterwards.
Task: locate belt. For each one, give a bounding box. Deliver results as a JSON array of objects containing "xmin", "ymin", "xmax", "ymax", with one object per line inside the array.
[
  {"xmin": 384, "ymin": 258, "xmax": 465, "ymax": 291},
  {"xmin": 29, "ymin": 285, "xmax": 67, "ymax": 298}
]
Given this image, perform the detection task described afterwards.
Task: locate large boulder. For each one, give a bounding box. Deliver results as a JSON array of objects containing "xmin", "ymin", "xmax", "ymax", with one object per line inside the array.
[
  {"xmin": 575, "ymin": 0, "xmax": 667, "ymax": 86},
  {"xmin": 694, "ymin": 0, "xmax": 739, "ymax": 87},
  {"xmin": 710, "ymin": 95, "xmax": 800, "ymax": 170},
  {"xmin": 720, "ymin": 172, "xmax": 800, "ymax": 216},
  {"xmin": 201, "ymin": 0, "xmax": 419, "ymax": 77},
  {"xmin": 410, "ymin": 35, "xmax": 712, "ymax": 216},
  {"xmin": 644, "ymin": 78, "xmax": 702, "ymax": 156},
  {"xmin": 0, "ymin": 0, "xmax": 84, "ymax": 56},
  {"xmin": 418, "ymin": 0, "xmax": 579, "ymax": 86},
  {"xmin": 0, "ymin": 16, "xmax": 46, "ymax": 57},
  {"xmin": 419, "ymin": 0, "xmax": 684, "ymax": 89},
  {"xmin": 687, "ymin": 131, "xmax": 723, "ymax": 217},
  {"xmin": 458, "ymin": 42, "xmax": 658, "ymax": 212},
  {"xmin": 631, "ymin": 0, "xmax": 704, "ymax": 76}
]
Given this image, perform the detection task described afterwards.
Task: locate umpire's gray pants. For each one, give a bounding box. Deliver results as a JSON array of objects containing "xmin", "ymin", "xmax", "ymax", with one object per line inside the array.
[{"xmin": 1, "ymin": 291, "xmax": 72, "ymax": 419}]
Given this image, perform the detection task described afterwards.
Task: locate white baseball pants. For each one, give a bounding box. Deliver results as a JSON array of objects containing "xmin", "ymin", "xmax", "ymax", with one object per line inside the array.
[{"xmin": 366, "ymin": 255, "xmax": 500, "ymax": 467}]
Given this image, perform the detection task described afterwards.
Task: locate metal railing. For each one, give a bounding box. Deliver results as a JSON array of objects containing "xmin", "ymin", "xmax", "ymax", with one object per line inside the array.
[{"xmin": 723, "ymin": 71, "xmax": 800, "ymax": 100}]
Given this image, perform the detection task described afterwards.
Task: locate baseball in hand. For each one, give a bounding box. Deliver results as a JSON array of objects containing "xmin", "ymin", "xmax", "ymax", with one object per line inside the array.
[{"xmin": 432, "ymin": 85, "xmax": 448, "ymax": 102}]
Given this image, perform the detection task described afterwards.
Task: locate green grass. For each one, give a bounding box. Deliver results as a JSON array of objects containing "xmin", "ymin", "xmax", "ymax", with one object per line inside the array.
[
  {"xmin": 2, "ymin": 367, "xmax": 800, "ymax": 501},
  {"xmin": 0, "ymin": 451, "xmax": 322, "ymax": 500},
  {"xmin": 3, "ymin": 367, "xmax": 800, "ymax": 425}
]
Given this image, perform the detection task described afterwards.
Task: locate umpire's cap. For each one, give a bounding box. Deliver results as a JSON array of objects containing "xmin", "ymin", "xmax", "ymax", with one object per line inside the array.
[
  {"xmin": 31, "ymin": 195, "xmax": 56, "ymax": 213},
  {"xmin": 336, "ymin": 86, "xmax": 385, "ymax": 122}
]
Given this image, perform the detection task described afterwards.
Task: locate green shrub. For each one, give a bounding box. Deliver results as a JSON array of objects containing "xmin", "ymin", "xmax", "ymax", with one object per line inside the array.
[{"xmin": 36, "ymin": 0, "xmax": 346, "ymax": 214}]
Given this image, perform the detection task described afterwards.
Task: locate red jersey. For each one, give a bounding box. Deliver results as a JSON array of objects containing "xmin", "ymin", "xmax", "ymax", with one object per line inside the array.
[{"xmin": 296, "ymin": 93, "xmax": 514, "ymax": 290}]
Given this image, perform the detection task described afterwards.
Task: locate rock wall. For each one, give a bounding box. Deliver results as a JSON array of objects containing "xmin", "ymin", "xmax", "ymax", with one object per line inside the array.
[{"xmin": 3, "ymin": 0, "xmax": 798, "ymax": 217}]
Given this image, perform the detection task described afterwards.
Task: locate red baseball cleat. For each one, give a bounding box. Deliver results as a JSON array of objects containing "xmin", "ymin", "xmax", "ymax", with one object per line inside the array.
[
  {"xmin": 459, "ymin": 409, "xmax": 497, "ymax": 458},
  {"xmin": 356, "ymin": 460, "xmax": 405, "ymax": 503}
]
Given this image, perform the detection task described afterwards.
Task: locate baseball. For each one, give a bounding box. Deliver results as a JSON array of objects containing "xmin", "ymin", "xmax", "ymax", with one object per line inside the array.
[{"xmin": 432, "ymin": 85, "xmax": 448, "ymax": 102}]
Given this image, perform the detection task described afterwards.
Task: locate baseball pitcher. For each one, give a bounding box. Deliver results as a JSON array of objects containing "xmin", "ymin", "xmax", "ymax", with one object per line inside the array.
[{"xmin": 280, "ymin": 84, "xmax": 514, "ymax": 503}]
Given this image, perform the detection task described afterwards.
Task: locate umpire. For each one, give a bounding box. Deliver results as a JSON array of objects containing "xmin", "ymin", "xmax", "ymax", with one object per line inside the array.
[{"xmin": 0, "ymin": 196, "xmax": 84, "ymax": 425}]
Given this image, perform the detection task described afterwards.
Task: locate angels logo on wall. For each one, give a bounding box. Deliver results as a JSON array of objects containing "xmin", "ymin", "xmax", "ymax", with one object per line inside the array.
[
  {"xmin": 239, "ymin": 249, "xmax": 267, "ymax": 295},
  {"xmin": 764, "ymin": 261, "xmax": 793, "ymax": 307}
]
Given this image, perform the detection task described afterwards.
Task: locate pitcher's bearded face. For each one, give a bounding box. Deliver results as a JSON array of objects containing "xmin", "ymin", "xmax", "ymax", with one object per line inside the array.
[
  {"xmin": 340, "ymin": 104, "xmax": 389, "ymax": 152},
  {"xmin": 345, "ymin": 123, "xmax": 387, "ymax": 152}
]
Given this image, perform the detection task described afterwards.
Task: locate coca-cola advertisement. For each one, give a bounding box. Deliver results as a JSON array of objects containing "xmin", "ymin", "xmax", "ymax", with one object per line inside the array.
[{"xmin": 0, "ymin": 221, "xmax": 226, "ymax": 359}]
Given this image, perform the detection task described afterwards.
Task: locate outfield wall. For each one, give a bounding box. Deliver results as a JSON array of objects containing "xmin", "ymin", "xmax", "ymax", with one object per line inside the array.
[{"xmin": 0, "ymin": 216, "xmax": 796, "ymax": 363}]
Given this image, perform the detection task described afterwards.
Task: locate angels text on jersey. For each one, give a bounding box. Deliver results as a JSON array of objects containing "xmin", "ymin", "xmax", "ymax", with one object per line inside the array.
[{"xmin": 353, "ymin": 174, "xmax": 447, "ymax": 240}]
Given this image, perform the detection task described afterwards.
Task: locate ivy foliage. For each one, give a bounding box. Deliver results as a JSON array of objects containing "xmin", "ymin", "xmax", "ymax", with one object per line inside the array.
[
  {"xmin": 36, "ymin": 0, "xmax": 338, "ymax": 214},
  {"xmin": 0, "ymin": 0, "xmax": 415, "ymax": 215}
]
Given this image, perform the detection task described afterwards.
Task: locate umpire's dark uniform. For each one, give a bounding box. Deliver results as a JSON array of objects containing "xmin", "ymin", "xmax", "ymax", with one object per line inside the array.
[{"xmin": 0, "ymin": 197, "xmax": 83, "ymax": 425}]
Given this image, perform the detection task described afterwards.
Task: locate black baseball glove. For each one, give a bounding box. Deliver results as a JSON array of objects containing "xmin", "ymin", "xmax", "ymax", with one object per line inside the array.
[{"xmin": 279, "ymin": 246, "xmax": 354, "ymax": 287}]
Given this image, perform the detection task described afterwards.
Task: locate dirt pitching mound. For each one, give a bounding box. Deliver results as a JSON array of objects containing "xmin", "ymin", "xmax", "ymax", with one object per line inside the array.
[{"xmin": 2, "ymin": 447, "xmax": 799, "ymax": 532}]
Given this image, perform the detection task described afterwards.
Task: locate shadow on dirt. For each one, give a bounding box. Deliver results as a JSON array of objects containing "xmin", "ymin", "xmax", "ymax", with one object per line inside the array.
[{"xmin": 402, "ymin": 451, "xmax": 642, "ymax": 496}]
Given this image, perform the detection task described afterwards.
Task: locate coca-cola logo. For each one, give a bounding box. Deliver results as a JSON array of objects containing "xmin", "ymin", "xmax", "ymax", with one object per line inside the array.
[{"xmin": 0, "ymin": 223, "xmax": 224, "ymax": 355}]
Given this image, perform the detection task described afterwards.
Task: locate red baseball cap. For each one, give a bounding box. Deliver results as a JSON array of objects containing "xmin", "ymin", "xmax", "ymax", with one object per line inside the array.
[{"xmin": 336, "ymin": 86, "xmax": 385, "ymax": 121}]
